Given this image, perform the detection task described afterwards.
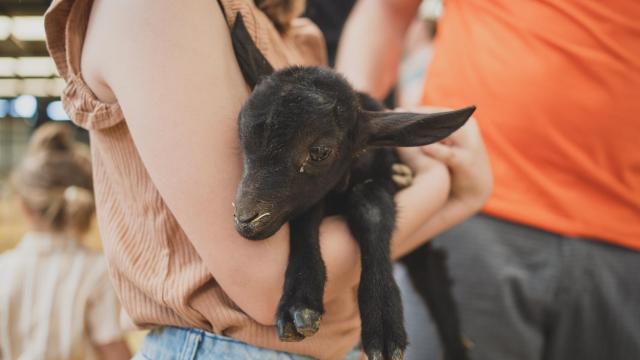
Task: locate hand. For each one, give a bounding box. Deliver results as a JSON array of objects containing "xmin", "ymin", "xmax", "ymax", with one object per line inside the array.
[
  {"xmin": 421, "ymin": 117, "xmax": 493, "ymax": 211},
  {"xmin": 396, "ymin": 146, "xmax": 447, "ymax": 177}
]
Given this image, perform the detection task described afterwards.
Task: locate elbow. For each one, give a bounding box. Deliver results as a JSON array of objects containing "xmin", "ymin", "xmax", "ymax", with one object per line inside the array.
[
  {"xmin": 235, "ymin": 289, "xmax": 280, "ymax": 327},
  {"xmin": 248, "ymin": 306, "xmax": 278, "ymax": 327},
  {"xmin": 480, "ymin": 168, "xmax": 495, "ymax": 206},
  {"xmin": 229, "ymin": 264, "xmax": 283, "ymax": 327},
  {"xmin": 218, "ymin": 227, "xmax": 292, "ymax": 327},
  {"xmin": 467, "ymin": 157, "xmax": 494, "ymax": 213}
]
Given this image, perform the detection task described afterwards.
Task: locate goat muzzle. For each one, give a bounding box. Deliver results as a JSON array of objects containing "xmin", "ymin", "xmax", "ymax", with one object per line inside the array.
[{"xmin": 234, "ymin": 207, "xmax": 275, "ymax": 240}]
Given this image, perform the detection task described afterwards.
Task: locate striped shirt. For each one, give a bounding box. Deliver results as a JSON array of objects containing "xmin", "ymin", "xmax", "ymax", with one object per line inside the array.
[{"xmin": 0, "ymin": 232, "xmax": 124, "ymax": 360}]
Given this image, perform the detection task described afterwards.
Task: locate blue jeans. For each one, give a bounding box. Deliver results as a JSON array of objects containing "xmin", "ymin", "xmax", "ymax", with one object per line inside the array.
[{"xmin": 133, "ymin": 326, "xmax": 361, "ymax": 360}]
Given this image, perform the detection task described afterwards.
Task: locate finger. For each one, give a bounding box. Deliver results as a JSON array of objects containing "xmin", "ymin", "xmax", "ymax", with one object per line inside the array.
[
  {"xmin": 421, "ymin": 143, "xmax": 457, "ymax": 165},
  {"xmin": 440, "ymin": 137, "xmax": 454, "ymax": 146}
]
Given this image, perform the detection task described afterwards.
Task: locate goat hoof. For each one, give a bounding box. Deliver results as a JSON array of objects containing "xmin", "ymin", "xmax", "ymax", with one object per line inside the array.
[
  {"xmin": 391, "ymin": 348, "xmax": 404, "ymax": 360},
  {"xmin": 366, "ymin": 347, "xmax": 404, "ymax": 360},
  {"xmin": 276, "ymin": 318, "xmax": 304, "ymax": 342},
  {"xmin": 292, "ymin": 307, "xmax": 321, "ymax": 337},
  {"xmin": 391, "ymin": 163, "xmax": 413, "ymax": 188},
  {"xmin": 365, "ymin": 347, "xmax": 405, "ymax": 360}
]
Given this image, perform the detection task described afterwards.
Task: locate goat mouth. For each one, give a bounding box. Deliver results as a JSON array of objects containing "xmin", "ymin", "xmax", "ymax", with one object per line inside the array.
[{"xmin": 234, "ymin": 213, "xmax": 283, "ymax": 240}]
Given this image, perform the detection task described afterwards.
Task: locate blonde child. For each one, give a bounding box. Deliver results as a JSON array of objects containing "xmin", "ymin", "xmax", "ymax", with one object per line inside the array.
[{"xmin": 0, "ymin": 123, "xmax": 131, "ymax": 360}]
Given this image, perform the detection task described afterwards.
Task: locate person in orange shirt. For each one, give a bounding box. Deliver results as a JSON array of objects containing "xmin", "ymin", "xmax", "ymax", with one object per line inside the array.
[{"xmin": 337, "ymin": 0, "xmax": 640, "ymax": 359}]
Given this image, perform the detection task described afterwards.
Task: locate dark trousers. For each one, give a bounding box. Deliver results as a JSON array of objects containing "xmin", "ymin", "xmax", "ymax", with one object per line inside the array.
[{"xmin": 398, "ymin": 214, "xmax": 640, "ymax": 360}]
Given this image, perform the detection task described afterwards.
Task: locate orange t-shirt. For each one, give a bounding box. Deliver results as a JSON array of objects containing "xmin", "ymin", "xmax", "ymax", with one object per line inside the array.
[{"xmin": 422, "ymin": 0, "xmax": 640, "ymax": 250}]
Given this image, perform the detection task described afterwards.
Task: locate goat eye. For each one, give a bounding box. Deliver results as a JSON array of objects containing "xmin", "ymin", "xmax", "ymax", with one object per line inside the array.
[{"xmin": 309, "ymin": 146, "xmax": 332, "ymax": 161}]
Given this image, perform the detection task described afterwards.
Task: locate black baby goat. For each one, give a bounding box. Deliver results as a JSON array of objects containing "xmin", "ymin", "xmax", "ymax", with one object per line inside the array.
[{"xmin": 230, "ymin": 15, "xmax": 472, "ymax": 360}]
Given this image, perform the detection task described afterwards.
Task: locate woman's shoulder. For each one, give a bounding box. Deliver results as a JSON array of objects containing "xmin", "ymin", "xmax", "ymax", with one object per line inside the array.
[{"xmin": 45, "ymin": 0, "xmax": 125, "ymax": 131}]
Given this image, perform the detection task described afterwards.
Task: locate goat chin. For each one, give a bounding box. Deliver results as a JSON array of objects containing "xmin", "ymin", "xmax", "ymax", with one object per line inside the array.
[{"xmin": 235, "ymin": 219, "xmax": 283, "ymax": 241}]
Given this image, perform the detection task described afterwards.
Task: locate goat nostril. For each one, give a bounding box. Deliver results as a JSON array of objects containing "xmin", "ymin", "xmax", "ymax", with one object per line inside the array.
[{"xmin": 235, "ymin": 211, "xmax": 259, "ymax": 224}]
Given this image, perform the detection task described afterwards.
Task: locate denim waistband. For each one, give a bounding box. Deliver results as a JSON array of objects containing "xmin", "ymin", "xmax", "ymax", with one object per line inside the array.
[{"xmin": 134, "ymin": 326, "xmax": 360, "ymax": 360}]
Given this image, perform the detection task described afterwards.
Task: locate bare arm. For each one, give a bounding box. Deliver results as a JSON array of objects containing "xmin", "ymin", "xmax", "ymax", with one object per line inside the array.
[
  {"xmin": 82, "ymin": 0, "xmax": 450, "ymax": 325},
  {"xmin": 393, "ymin": 118, "xmax": 493, "ymax": 259},
  {"xmin": 337, "ymin": 0, "xmax": 493, "ymax": 256},
  {"xmin": 95, "ymin": 340, "xmax": 131, "ymax": 360},
  {"xmin": 336, "ymin": 0, "xmax": 422, "ymax": 99}
]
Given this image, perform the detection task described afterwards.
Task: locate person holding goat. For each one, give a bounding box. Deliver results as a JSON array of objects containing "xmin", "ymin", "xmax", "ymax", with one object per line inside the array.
[{"xmin": 43, "ymin": 0, "xmax": 491, "ymax": 359}]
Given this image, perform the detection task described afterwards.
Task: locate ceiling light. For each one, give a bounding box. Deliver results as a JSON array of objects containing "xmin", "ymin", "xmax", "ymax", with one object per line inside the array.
[
  {"xmin": 0, "ymin": 16, "xmax": 12, "ymax": 41},
  {"xmin": 49, "ymin": 78, "xmax": 66, "ymax": 96},
  {"xmin": 22, "ymin": 78, "xmax": 50, "ymax": 97},
  {"xmin": 10, "ymin": 95, "xmax": 38, "ymax": 118},
  {"xmin": 0, "ymin": 79, "xmax": 19, "ymax": 97},
  {"xmin": 0, "ymin": 78, "xmax": 64, "ymax": 97},
  {"xmin": 47, "ymin": 101, "xmax": 70, "ymax": 121},
  {"xmin": 12, "ymin": 16, "xmax": 46, "ymax": 41},
  {"xmin": 0, "ymin": 99, "xmax": 9, "ymax": 117},
  {"xmin": 14, "ymin": 57, "xmax": 57, "ymax": 77},
  {"xmin": 0, "ymin": 58, "xmax": 16, "ymax": 77}
]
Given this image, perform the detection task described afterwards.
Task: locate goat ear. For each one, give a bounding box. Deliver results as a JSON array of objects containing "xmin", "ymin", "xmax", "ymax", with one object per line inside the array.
[
  {"xmin": 363, "ymin": 106, "xmax": 476, "ymax": 147},
  {"xmin": 231, "ymin": 13, "xmax": 275, "ymax": 88}
]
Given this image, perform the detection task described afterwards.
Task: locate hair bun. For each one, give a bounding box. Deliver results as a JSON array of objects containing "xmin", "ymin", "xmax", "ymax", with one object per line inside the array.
[
  {"xmin": 62, "ymin": 185, "xmax": 95, "ymax": 233},
  {"xmin": 12, "ymin": 122, "xmax": 95, "ymax": 235},
  {"xmin": 28, "ymin": 122, "xmax": 74, "ymax": 154}
]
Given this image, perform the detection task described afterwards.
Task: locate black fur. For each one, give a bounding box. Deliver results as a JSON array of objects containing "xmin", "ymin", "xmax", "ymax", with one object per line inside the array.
[{"xmin": 230, "ymin": 13, "xmax": 472, "ymax": 360}]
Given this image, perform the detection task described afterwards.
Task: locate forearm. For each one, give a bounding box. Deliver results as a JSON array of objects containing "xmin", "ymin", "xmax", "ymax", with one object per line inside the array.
[
  {"xmin": 392, "ymin": 115, "xmax": 493, "ymax": 258},
  {"xmin": 336, "ymin": 0, "xmax": 421, "ymax": 99},
  {"xmin": 322, "ymin": 160, "xmax": 450, "ymax": 302},
  {"xmin": 390, "ymin": 161, "xmax": 451, "ymax": 258},
  {"xmin": 393, "ymin": 197, "xmax": 483, "ymax": 259}
]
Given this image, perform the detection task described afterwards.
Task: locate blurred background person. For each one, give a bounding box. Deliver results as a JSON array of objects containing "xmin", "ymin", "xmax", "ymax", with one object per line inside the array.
[
  {"xmin": 304, "ymin": 0, "xmax": 357, "ymax": 68},
  {"xmin": 337, "ymin": 0, "xmax": 640, "ymax": 360},
  {"xmin": 0, "ymin": 123, "xmax": 131, "ymax": 360},
  {"xmin": 306, "ymin": 0, "xmax": 438, "ymax": 109}
]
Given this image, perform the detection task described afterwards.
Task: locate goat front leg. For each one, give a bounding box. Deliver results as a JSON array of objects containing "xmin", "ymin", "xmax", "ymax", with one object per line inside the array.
[
  {"xmin": 276, "ymin": 202, "xmax": 326, "ymax": 341},
  {"xmin": 347, "ymin": 181, "xmax": 407, "ymax": 360}
]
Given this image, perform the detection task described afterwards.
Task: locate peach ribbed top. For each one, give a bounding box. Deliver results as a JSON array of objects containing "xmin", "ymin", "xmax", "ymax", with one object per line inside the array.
[{"xmin": 43, "ymin": 1, "xmax": 360, "ymax": 359}]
